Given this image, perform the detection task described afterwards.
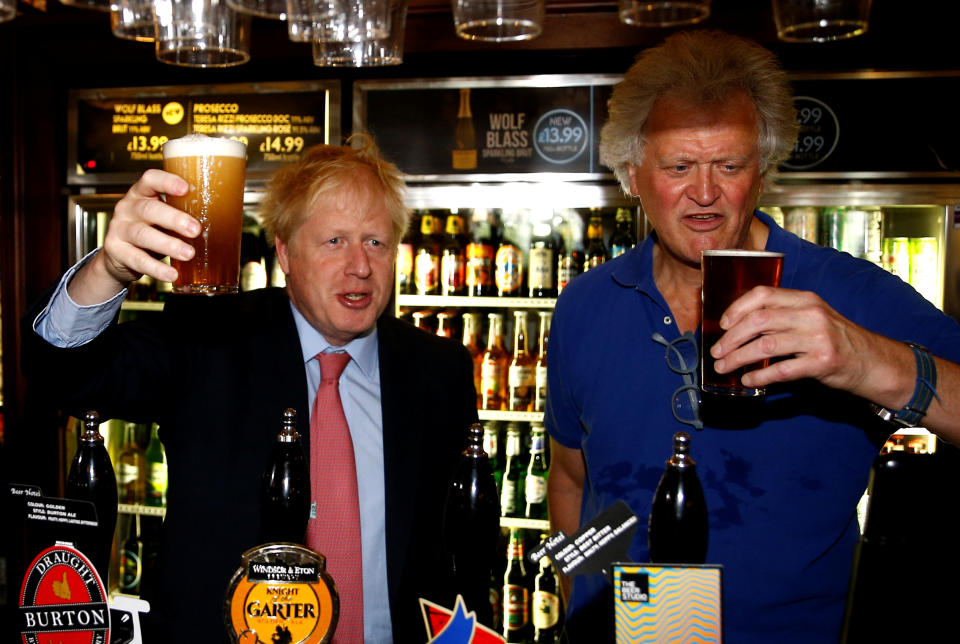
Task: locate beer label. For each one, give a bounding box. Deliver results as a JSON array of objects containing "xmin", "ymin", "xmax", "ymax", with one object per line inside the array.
[
  {"xmin": 19, "ymin": 544, "xmax": 110, "ymax": 644},
  {"xmin": 536, "ymin": 365, "xmax": 548, "ymax": 387},
  {"xmin": 495, "ymin": 245, "xmax": 524, "ymax": 293},
  {"xmin": 525, "ymin": 475, "xmax": 547, "ymax": 504},
  {"xmin": 508, "ymin": 364, "xmax": 534, "ymax": 388},
  {"xmin": 532, "ymin": 590, "xmax": 560, "ymax": 629},
  {"xmin": 465, "ymin": 243, "xmax": 494, "ymax": 288},
  {"xmin": 483, "ymin": 433, "xmax": 498, "ymax": 459},
  {"xmin": 440, "ymin": 253, "xmax": 465, "ymax": 292},
  {"xmin": 501, "ymin": 479, "xmax": 517, "ymax": 514},
  {"xmin": 148, "ymin": 462, "xmax": 168, "ymax": 494},
  {"xmin": 117, "ymin": 462, "xmax": 140, "ymax": 487},
  {"xmin": 503, "ymin": 584, "xmax": 529, "ymax": 629},
  {"xmin": 225, "ymin": 543, "xmax": 337, "ymax": 644},
  {"xmin": 481, "ymin": 361, "xmax": 504, "ymax": 397},
  {"xmin": 528, "ymin": 248, "xmax": 554, "ymax": 289},
  {"xmin": 414, "ymin": 253, "xmax": 439, "ymax": 293}
]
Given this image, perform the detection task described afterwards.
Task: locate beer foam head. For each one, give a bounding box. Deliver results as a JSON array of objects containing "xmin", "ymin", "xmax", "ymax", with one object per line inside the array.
[
  {"xmin": 163, "ymin": 134, "xmax": 246, "ymax": 159},
  {"xmin": 701, "ymin": 249, "xmax": 784, "ymax": 258}
]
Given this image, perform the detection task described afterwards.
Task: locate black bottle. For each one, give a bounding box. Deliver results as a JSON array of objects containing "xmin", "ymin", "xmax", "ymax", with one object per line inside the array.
[
  {"xmin": 66, "ymin": 410, "xmax": 118, "ymax": 582},
  {"xmin": 648, "ymin": 431, "xmax": 708, "ymax": 564},
  {"xmin": 443, "ymin": 422, "xmax": 501, "ymax": 629},
  {"xmin": 259, "ymin": 408, "xmax": 310, "ymax": 544}
]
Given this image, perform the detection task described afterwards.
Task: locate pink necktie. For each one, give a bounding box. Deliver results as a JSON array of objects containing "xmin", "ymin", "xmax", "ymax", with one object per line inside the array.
[{"xmin": 307, "ymin": 351, "xmax": 364, "ymax": 643}]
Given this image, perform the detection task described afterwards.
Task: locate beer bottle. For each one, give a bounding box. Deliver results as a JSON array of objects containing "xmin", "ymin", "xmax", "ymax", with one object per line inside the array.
[
  {"xmin": 584, "ymin": 211, "xmax": 608, "ymax": 271},
  {"xmin": 259, "ymin": 408, "xmax": 310, "ymax": 545},
  {"xmin": 483, "ymin": 422, "xmax": 503, "ymax": 494},
  {"xmin": 436, "ymin": 311, "xmax": 456, "ymax": 339},
  {"xmin": 396, "ymin": 211, "xmax": 420, "ymax": 295},
  {"xmin": 525, "ymin": 425, "xmax": 549, "ymax": 520},
  {"xmin": 466, "ymin": 208, "xmax": 497, "ymax": 297},
  {"xmin": 441, "ymin": 212, "xmax": 468, "ymax": 296},
  {"xmin": 452, "ymin": 87, "xmax": 478, "ymax": 171},
  {"xmin": 528, "ymin": 222, "xmax": 556, "ymax": 298},
  {"xmin": 648, "ymin": 431, "xmax": 708, "ymax": 564},
  {"xmin": 481, "ymin": 313, "xmax": 508, "ymax": 411},
  {"xmin": 462, "ymin": 312, "xmax": 483, "ymax": 406},
  {"xmin": 532, "ymin": 553, "xmax": 562, "ymax": 644},
  {"xmin": 443, "ymin": 423, "xmax": 501, "ymax": 628},
  {"xmin": 556, "ymin": 229, "xmax": 583, "ymax": 296},
  {"xmin": 414, "ymin": 213, "xmax": 441, "ymax": 296},
  {"xmin": 117, "ymin": 422, "xmax": 146, "ymax": 505},
  {"xmin": 503, "ymin": 528, "xmax": 532, "ymax": 642},
  {"xmin": 66, "ymin": 410, "xmax": 118, "ymax": 582},
  {"xmin": 609, "ymin": 208, "xmax": 636, "ymax": 259},
  {"xmin": 496, "ymin": 225, "xmax": 525, "ymax": 298},
  {"xmin": 117, "ymin": 513, "xmax": 144, "ymax": 595},
  {"xmin": 534, "ymin": 311, "xmax": 551, "ymax": 413},
  {"xmin": 508, "ymin": 311, "xmax": 535, "ymax": 412},
  {"xmin": 145, "ymin": 423, "xmax": 167, "ymax": 508},
  {"xmin": 500, "ymin": 424, "xmax": 525, "ymax": 519},
  {"xmin": 412, "ymin": 310, "xmax": 436, "ymax": 334}
]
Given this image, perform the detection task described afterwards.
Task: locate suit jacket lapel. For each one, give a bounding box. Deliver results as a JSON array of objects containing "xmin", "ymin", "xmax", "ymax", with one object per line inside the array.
[{"xmin": 377, "ymin": 316, "xmax": 421, "ymax": 606}]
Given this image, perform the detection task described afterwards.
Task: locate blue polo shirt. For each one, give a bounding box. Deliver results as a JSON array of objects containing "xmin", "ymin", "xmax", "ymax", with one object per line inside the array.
[{"xmin": 545, "ymin": 211, "xmax": 960, "ymax": 643}]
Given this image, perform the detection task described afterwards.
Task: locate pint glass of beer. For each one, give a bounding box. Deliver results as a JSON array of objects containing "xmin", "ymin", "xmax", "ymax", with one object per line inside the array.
[
  {"xmin": 701, "ymin": 249, "xmax": 784, "ymax": 396},
  {"xmin": 163, "ymin": 134, "xmax": 247, "ymax": 295}
]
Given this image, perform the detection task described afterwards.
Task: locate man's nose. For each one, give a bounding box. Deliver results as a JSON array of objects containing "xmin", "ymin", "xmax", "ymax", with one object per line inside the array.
[
  {"xmin": 687, "ymin": 165, "xmax": 720, "ymax": 206},
  {"xmin": 345, "ymin": 243, "xmax": 372, "ymax": 277}
]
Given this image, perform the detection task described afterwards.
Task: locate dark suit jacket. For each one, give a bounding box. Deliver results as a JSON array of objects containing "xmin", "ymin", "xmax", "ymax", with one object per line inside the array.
[{"xmin": 22, "ymin": 287, "xmax": 479, "ymax": 643}]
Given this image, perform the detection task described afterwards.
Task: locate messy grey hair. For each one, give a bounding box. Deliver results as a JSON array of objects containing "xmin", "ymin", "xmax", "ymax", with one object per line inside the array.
[{"xmin": 599, "ymin": 30, "xmax": 799, "ymax": 194}]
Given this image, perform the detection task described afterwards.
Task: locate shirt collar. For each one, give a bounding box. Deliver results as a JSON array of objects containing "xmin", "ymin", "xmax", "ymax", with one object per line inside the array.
[{"xmin": 289, "ymin": 301, "xmax": 380, "ymax": 382}]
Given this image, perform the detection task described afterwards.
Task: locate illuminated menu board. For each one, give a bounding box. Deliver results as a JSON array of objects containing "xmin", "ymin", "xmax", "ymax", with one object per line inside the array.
[
  {"xmin": 354, "ymin": 75, "xmax": 620, "ymax": 180},
  {"xmin": 68, "ymin": 81, "xmax": 340, "ymax": 185}
]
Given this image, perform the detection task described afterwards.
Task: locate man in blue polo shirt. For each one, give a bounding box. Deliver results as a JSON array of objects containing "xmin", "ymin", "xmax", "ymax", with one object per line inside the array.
[{"xmin": 545, "ymin": 30, "xmax": 960, "ymax": 643}]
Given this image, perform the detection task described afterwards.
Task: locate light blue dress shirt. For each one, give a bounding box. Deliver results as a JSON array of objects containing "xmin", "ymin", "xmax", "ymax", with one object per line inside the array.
[{"xmin": 34, "ymin": 249, "xmax": 394, "ymax": 643}]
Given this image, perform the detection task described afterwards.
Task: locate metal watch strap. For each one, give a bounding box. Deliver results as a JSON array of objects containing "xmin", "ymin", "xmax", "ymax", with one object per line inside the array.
[{"xmin": 874, "ymin": 343, "xmax": 937, "ymax": 428}]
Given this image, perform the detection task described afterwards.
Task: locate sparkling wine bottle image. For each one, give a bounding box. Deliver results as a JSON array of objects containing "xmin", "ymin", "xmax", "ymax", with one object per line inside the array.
[
  {"xmin": 259, "ymin": 408, "xmax": 310, "ymax": 545},
  {"xmin": 648, "ymin": 431, "xmax": 709, "ymax": 564},
  {"xmin": 66, "ymin": 410, "xmax": 118, "ymax": 582},
  {"xmin": 452, "ymin": 87, "xmax": 478, "ymax": 170}
]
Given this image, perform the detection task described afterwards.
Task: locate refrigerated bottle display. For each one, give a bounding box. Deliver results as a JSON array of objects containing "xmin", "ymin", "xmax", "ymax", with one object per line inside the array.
[
  {"xmin": 484, "ymin": 422, "xmax": 503, "ymax": 493},
  {"xmin": 534, "ymin": 311, "xmax": 551, "ymax": 413},
  {"xmin": 524, "ymin": 425, "xmax": 548, "ymax": 520},
  {"xmin": 502, "ymin": 528, "xmax": 532, "ymax": 643},
  {"xmin": 415, "ymin": 213, "xmax": 441, "ymax": 296},
  {"xmin": 609, "ymin": 208, "xmax": 636, "ymax": 259},
  {"xmin": 481, "ymin": 313, "xmax": 508, "ymax": 411},
  {"xmin": 396, "ymin": 211, "xmax": 419, "ymax": 295},
  {"xmin": 528, "ymin": 222, "xmax": 556, "ymax": 298},
  {"xmin": 441, "ymin": 212, "xmax": 468, "ymax": 296},
  {"xmin": 145, "ymin": 423, "xmax": 168, "ymax": 507},
  {"xmin": 436, "ymin": 311, "xmax": 456, "ymax": 339},
  {"xmin": 466, "ymin": 208, "xmax": 497, "ymax": 297},
  {"xmin": 500, "ymin": 424, "xmax": 524, "ymax": 519},
  {"xmin": 462, "ymin": 312, "xmax": 483, "ymax": 404},
  {"xmin": 117, "ymin": 422, "xmax": 146, "ymax": 505},
  {"xmin": 496, "ymin": 227, "xmax": 525, "ymax": 297},
  {"xmin": 508, "ymin": 311, "xmax": 535, "ymax": 412},
  {"xmin": 532, "ymin": 553, "xmax": 561, "ymax": 644},
  {"xmin": 584, "ymin": 211, "xmax": 608, "ymax": 271}
]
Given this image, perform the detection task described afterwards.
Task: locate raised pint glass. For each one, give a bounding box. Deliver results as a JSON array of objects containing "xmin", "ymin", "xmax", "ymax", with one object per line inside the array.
[
  {"xmin": 701, "ymin": 249, "xmax": 784, "ymax": 396},
  {"xmin": 163, "ymin": 134, "xmax": 247, "ymax": 295}
]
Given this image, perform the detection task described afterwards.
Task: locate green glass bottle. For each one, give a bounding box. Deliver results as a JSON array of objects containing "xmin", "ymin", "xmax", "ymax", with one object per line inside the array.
[
  {"xmin": 500, "ymin": 424, "xmax": 524, "ymax": 519},
  {"xmin": 145, "ymin": 424, "xmax": 168, "ymax": 507},
  {"xmin": 524, "ymin": 425, "xmax": 549, "ymax": 520}
]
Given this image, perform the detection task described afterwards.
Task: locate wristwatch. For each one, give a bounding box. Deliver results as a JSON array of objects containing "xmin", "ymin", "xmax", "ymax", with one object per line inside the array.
[{"xmin": 871, "ymin": 342, "xmax": 937, "ymax": 428}]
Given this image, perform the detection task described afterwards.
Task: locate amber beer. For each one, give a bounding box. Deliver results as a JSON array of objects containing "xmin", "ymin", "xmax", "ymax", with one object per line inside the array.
[
  {"xmin": 701, "ymin": 249, "xmax": 784, "ymax": 396},
  {"xmin": 163, "ymin": 134, "xmax": 246, "ymax": 294}
]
